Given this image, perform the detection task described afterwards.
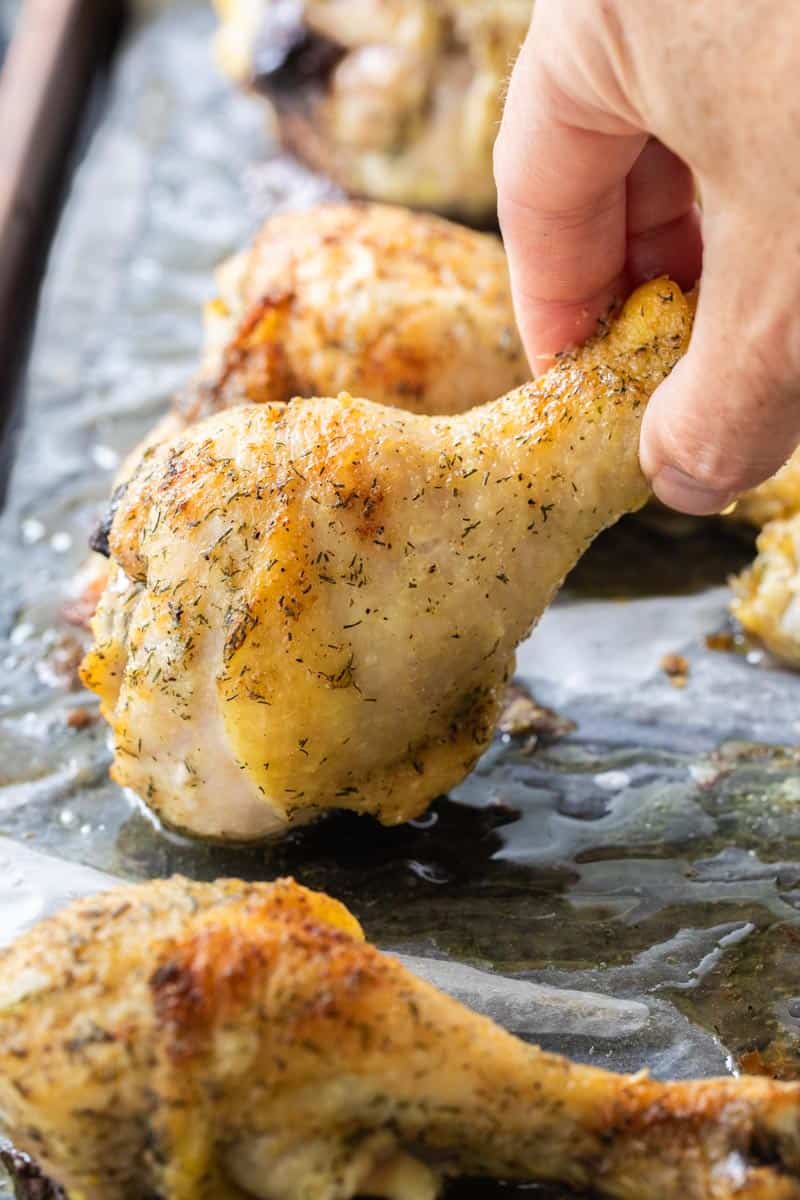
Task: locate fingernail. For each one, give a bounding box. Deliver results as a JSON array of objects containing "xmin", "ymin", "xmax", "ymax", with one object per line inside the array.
[{"xmin": 650, "ymin": 466, "xmax": 736, "ymax": 516}]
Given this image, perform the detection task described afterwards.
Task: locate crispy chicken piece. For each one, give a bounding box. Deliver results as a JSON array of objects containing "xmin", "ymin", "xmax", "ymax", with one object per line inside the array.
[
  {"xmin": 81, "ymin": 279, "xmax": 693, "ymax": 840},
  {"xmin": 735, "ymin": 450, "xmax": 800, "ymax": 528},
  {"xmin": 213, "ymin": 0, "xmax": 532, "ymax": 224},
  {"xmin": 724, "ymin": 413, "xmax": 800, "ymax": 666},
  {"xmin": 74, "ymin": 203, "xmax": 526, "ymax": 626},
  {"xmin": 105, "ymin": 204, "xmax": 526, "ymax": 480},
  {"xmin": 731, "ymin": 513, "xmax": 800, "ymax": 667},
  {"xmin": 2, "ymin": 875, "xmax": 800, "ymax": 1200},
  {"xmin": 182, "ymin": 203, "xmax": 528, "ymax": 423}
]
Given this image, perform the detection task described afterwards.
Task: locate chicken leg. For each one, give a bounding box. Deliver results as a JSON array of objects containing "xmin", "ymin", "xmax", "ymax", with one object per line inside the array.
[
  {"xmin": 81, "ymin": 278, "xmax": 694, "ymax": 839},
  {"xmin": 185, "ymin": 203, "xmax": 528, "ymax": 422},
  {"xmin": 213, "ymin": 0, "xmax": 533, "ymax": 224},
  {"xmin": 69, "ymin": 203, "xmax": 527, "ymax": 627},
  {"xmin": 1, "ymin": 875, "xmax": 799, "ymax": 1200}
]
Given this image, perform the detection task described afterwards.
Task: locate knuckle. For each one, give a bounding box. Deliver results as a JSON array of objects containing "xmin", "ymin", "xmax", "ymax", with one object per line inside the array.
[
  {"xmin": 685, "ymin": 452, "xmax": 752, "ymax": 496},
  {"xmin": 656, "ymin": 419, "xmax": 749, "ymax": 494},
  {"xmin": 656, "ymin": 313, "xmax": 800, "ymax": 496},
  {"xmin": 658, "ymin": 389, "xmax": 795, "ymax": 498}
]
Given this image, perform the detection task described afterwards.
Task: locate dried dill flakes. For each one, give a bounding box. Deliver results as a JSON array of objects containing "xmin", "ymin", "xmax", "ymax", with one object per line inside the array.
[{"xmin": 222, "ymin": 606, "xmax": 259, "ymax": 661}]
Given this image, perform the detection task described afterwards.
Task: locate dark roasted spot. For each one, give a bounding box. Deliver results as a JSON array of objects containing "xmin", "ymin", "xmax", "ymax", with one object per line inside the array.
[
  {"xmin": 252, "ymin": 1, "xmax": 344, "ymax": 94},
  {"xmin": 149, "ymin": 961, "xmax": 182, "ymax": 990},
  {"xmin": 88, "ymin": 481, "xmax": 128, "ymax": 558},
  {"xmin": 0, "ymin": 1145, "xmax": 66, "ymax": 1200}
]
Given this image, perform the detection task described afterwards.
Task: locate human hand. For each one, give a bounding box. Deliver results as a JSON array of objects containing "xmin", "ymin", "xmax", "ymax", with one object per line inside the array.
[{"xmin": 495, "ymin": 0, "xmax": 800, "ymax": 515}]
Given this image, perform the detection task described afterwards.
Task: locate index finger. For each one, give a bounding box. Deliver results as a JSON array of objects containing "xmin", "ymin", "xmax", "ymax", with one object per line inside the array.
[{"xmin": 495, "ymin": 29, "xmax": 646, "ymax": 366}]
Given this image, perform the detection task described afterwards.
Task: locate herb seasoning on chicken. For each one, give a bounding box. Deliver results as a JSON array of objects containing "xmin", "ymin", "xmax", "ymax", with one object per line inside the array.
[
  {"xmin": 3, "ymin": 875, "xmax": 800, "ymax": 1200},
  {"xmin": 81, "ymin": 280, "xmax": 694, "ymax": 840}
]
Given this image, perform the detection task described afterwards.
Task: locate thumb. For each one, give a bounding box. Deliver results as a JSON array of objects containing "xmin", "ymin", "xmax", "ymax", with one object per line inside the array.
[{"xmin": 640, "ymin": 218, "xmax": 800, "ymax": 515}]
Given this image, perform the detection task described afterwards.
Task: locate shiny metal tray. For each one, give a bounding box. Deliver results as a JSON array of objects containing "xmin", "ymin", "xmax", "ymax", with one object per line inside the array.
[{"xmin": 1, "ymin": 2, "xmax": 800, "ymax": 1196}]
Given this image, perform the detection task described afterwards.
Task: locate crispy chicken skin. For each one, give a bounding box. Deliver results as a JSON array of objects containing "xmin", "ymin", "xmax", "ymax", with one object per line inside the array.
[
  {"xmin": 731, "ymin": 514, "xmax": 800, "ymax": 667},
  {"xmin": 730, "ymin": 451, "xmax": 800, "ymax": 666},
  {"xmin": 74, "ymin": 203, "xmax": 526, "ymax": 627},
  {"xmin": 183, "ymin": 203, "xmax": 528, "ymax": 423},
  {"xmin": 213, "ymin": 0, "xmax": 532, "ymax": 223},
  {"xmin": 3, "ymin": 876, "xmax": 800, "ymax": 1200},
  {"xmin": 81, "ymin": 280, "xmax": 693, "ymax": 840},
  {"xmin": 736, "ymin": 451, "xmax": 800, "ymax": 528}
]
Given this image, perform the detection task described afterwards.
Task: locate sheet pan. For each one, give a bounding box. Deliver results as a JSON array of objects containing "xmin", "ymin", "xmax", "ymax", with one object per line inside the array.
[{"xmin": 1, "ymin": 3, "xmax": 800, "ymax": 1195}]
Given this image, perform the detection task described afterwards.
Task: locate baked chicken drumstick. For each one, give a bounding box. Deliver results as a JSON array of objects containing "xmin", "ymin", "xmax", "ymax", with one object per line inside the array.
[
  {"xmin": 213, "ymin": 0, "xmax": 533, "ymax": 224},
  {"xmin": 2, "ymin": 875, "xmax": 800, "ymax": 1200},
  {"xmin": 82, "ymin": 279, "xmax": 694, "ymax": 839},
  {"xmin": 184, "ymin": 202, "xmax": 528, "ymax": 422},
  {"xmin": 70, "ymin": 203, "xmax": 527, "ymax": 627}
]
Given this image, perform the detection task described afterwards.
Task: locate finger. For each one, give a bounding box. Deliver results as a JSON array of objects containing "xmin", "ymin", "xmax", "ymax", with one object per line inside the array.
[
  {"xmin": 494, "ymin": 28, "xmax": 644, "ymax": 368},
  {"xmin": 495, "ymin": 30, "xmax": 702, "ymax": 372},
  {"xmin": 640, "ymin": 211, "xmax": 800, "ymax": 515},
  {"xmin": 626, "ymin": 139, "xmax": 703, "ymax": 291}
]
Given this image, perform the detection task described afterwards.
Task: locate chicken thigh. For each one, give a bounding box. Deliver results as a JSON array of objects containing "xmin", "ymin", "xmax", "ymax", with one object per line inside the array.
[
  {"xmin": 2, "ymin": 875, "xmax": 800, "ymax": 1200},
  {"xmin": 81, "ymin": 279, "xmax": 694, "ymax": 840}
]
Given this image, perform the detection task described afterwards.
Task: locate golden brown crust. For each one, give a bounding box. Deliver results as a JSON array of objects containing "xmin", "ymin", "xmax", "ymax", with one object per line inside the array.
[
  {"xmin": 71, "ymin": 203, "xmax": 526, "ymax": 630},
  {"xmin": 81, "ymin": 279, "xmax": 693, "ymax": 841},
  {"xmin": 2, "ymin": 875, "xmax": 800, "ymax": 1200},
  {"xmin": 183, "ymin": 203, "xmax": 528, "ymax": 422},
  {"xmin": 731, "ymin": 513, "xmax": 800, "ymax": 666},
  {"xmin": 736, "ymin": 449, "xmax": 800, "ymax": 528}
]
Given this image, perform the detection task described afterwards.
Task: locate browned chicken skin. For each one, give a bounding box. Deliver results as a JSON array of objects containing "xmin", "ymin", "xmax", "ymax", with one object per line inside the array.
[
  {"xmin": 108, "ymin": 203, "xmax": 526, "ymax": 487},
  {"xmin": 731, "ymin": 514, "xmax": 800, "ymax": 667},
  {"xmin": 74, "ymin": 203, "xmax": 526, "ymax": 627},
  {"xmin": 2, "ymin": 875, "xmax": 800, "ymax": 1200},
  {"xmin": 728, "ymin": 450, "xmax": 800, "ymax": 667},
  {"xmin": 183, "ymin": 203, "xmax": 528, "ymax": 422},
  {"xmin": 213, "ymin": 1, "xmax": 533, "ymax": 224},
  {"xmin": 82, "ymin": 280, "xmax": 693, "ymax": 840},
  {"xmin": 72, "ymin": 203, "xmax": 800, "ymax": 676}
]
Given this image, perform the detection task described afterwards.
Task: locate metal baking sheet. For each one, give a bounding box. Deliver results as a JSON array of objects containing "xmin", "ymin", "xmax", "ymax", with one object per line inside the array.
[{"xmin": 2, "ymin": 2, "xmax": 800, "ymax": 1196}]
